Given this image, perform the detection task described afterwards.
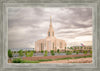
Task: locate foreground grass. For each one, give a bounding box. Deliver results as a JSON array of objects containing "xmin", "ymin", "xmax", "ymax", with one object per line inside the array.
[{"xmin": 12, "ymin": 55, "xmax": 92, "ymax": 63}]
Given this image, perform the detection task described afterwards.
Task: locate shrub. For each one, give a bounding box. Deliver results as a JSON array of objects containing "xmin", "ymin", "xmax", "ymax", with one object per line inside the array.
[
  {"xmin": 8, "ymin": 49, "xmax": 13, "ymax": 58},
  {"xmin": 33, "ymin": 50, "xmax": 36, "ymax": 53},
  {"xmin": 80, "ymin": 46, "xmax": 83, "ymax": 49},
  {"xmin": 50, "ymin": 50, "xmax": 55, "ymax": 56},
  {"xmin": 66, "ymin": 51, "xmax": 72, "ymax": 55},
  {"xmin": 84, "ymin": 51, "xmax": 87, "ymax": 54},
  {"xmin": 12, "ymin": 58, "xmax": 39, "ymax": 63},
  {"xmin": 44, "ymin": 50, "xmax": 48, "ymax": 56},
  {"xmin": 18, "ymin": 50, "xmax": 24, "ymax": 57},
  {"xmin": 57, "ymin": 49, "xmax": 59, "ymax": 53},
  {"xmin": 41, "ymin": 50, "xmax": 44, "ymax": 53},
  {"xmin": 76, "ymin": 51, "xmax": 79, "ymax": 54},
  {"xmin": 14, "ymin": 51, "xmax": 16, "ymax": 53},
  {"xmin": 90, "ymin": 50, "xmax": 92, "ymax": 54},
  {"xmin": 26, "ymin": 51, "xmax": 33, "ymax": 57},
  {"xmin": 84, "ymin": 50, "xmax": 87, "ymax": 54},
  {"xmin": 12, "ymin": 58, "xmax": 22, "ymax": 63},
  {"xmin": 73, "ymin": 50, "xmax": 76, "ymax": 53}
]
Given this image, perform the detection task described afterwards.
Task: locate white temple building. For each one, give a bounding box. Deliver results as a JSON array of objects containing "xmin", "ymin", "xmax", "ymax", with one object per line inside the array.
[{"xmin": 35, "ymin": 17, "xmax": 67, "ymax": 52}]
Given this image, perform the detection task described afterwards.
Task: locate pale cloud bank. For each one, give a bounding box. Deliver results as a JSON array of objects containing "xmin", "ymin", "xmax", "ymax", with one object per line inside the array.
[{"xmin": 8, "ymin": 7, "xmax": 92, "ymax": 48}]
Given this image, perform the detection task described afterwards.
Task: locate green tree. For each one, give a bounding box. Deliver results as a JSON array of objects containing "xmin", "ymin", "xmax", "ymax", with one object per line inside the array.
[
  {"xmin": 84, "ymin": 50, "xmax": 87, "ymax": 54},
  {"xmin": 66, "ymin": 51, "xmax": 72, "ymax": 55},
  {"xmin": 57, "ymin": 49, "xmax": 60, "ymax": 53},
  {"xmin": 14, "ymin": 51, "xmax": 16, "ymax": 53},
  {"xmin": 70, "ymin": 47, "xmax": 73, "ymax": 50},
  {"xmin": 33, "ymin": 50, "xmax": 36, "ymax": 53},
  {"xmin": 25, "ymin": 51, "xmax": 33, "ymax": 57},
  {"xmin": 76, "ymin": 50, "xmax": 79, "ymax": 54},
  {"xmin": 18, "ymin": 50, "xmax": 24, "ymax": 57},
  {"xmin": 50, "ymin": 50, "xmax": 55, "ymax": 56},
  {"xmin": 41, "ymin": 50, "xmax": 44, "ymax": 53},
  {"xmin": 65, "ymin": 47, "xmax": 66, "ymax": 52},
  {"xmin": 8, "ymin": 49, "xmax": 13, "ymax": 58},
  {"xmin": 44, "ymin": 50, "xmax": 48, "ymax": 56},
  {"xmin": 80, "ymin": 46, "xmax": 83, "ymax": 49},
  {"xmin": 90, "ymin": 50, "xmax": 92, "ymax": 54}
]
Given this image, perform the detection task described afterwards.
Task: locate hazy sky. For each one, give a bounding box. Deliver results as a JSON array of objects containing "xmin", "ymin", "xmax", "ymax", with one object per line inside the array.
[{"xmin": 8, "ymin": 7, "xmax": 92, "ymax": 48}]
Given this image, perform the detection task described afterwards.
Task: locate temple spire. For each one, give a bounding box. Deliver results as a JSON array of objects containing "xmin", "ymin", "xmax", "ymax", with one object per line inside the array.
[
  {"xmin": 48, "ymin": 16, "xmax": 54, "ymax": 37},
  {"xmin": 50, "ymin": 16, "xmax": 52, "ymax": 27}
]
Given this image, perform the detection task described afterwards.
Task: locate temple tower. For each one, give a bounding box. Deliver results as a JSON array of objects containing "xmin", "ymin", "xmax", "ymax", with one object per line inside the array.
[{"xmin": 48, "ymin": 16, "xmax": 54, "ymax": 37}]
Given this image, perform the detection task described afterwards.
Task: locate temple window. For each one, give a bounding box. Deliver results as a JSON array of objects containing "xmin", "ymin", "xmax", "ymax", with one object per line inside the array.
[{"xmin": 48, "ymin": 32, "xmax": 50, "ymax": 36}]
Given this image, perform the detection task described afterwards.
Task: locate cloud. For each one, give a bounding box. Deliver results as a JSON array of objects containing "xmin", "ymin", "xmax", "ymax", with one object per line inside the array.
[{"xmin": 8, "ymin": 7, "xmax": 92, "ymax": 48}]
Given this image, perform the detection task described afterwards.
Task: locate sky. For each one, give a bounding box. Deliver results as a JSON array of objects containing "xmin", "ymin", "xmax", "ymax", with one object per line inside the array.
[{"xmin": 8, "ymin": 7, "xmax": 92, "ymax": 48}]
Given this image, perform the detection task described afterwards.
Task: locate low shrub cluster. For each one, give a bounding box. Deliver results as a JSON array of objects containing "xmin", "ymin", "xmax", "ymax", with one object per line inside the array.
[
  {"xmin": 50, "ymin": 50, "xmax": 55, "ymax": 56},
  {"xmin": 66, "ymin": 51, "xmax": 72, "ymax": 55},
  {"xmin": 76, "ymin": 51, "xmax": 79, "ymax": 54},
  {"xmin": 12, "ymin": 58, "xmax": 22, "ymax": 63},
  {"xmin": 84, "ymin": 50, "xmax": 88, "ymax": 54},
  {"xmin": 57, "ymin": 49, "xmax": 60, "ymax": 53},
  {"xmin": 41, "ymin": 50, "xmax": 44, "ymax": 53},
  {"xmin": 12, "ymin": 58, "xmax": 39, "ymax": 63},
  {"xmin": 25, "ymin": 51, "xmax": 33, "ymax": 57}
]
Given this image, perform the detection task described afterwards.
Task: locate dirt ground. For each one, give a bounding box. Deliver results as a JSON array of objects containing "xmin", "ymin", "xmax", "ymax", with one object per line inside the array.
[{"xmin": 40, "ymin": 57, "xmax": 92, "ymax": 63}]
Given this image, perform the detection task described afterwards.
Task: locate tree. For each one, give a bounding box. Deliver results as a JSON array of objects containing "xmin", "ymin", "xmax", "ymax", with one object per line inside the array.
[
  {"xmin": 65, "ymin": 47, "xmax": 66, "ymax": 52},
  {"xmin": 41, "ymin": 50, "xmax": 44, "ymax": 53},
  {"xmin": 70, "ymin": 47, "xmax": 73, "ymax": 50},
  {"xmin": 8, "ymin": 49, "xmax": 13, "ymax": 58},
  {"xmin": 57, "ymin": 49, "xmax": 60, "ymax": 53},
  {"xmin": 76, "ymin": 51, "xmax": 79, "ymax": 54},
  {"xmin": 66, "ymin": 51, "xmax": 72, "ymax": 55},
  {"xmin": 14, "ymin": 51, "xmax": 16, "ymax": 53},
  {"xmin": 80, "ymin": 46, "xmax": 83, "ymax": 49},
  {"xmin": 18, "ymin": 50, "xmax": 24, "ymax": 57},
  {"xmin": 84, "ymin": 50, "xmax": 87, "ymax": 54},
  {"xmin": 50, "ymin": 50, "xmax": 55, "ymax": 56},
  {"xmin": 33, "ymin": 50, "xmax": 36, "ymax": 53},
  {"xmin": 25, "ymin": 51, "xmax": 33, "ymax": 57},
  {"xmin": 90, "ymin": 50, "xmax": 92, "ymax": 54},
  {"xmin": 44, "ymin": 50, "xmax": 48, "ymax": 56}
]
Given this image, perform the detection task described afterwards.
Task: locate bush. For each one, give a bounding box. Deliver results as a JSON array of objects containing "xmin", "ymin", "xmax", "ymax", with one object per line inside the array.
[
  {"xmin": 18, "ymin": 50, "xmax": 24, "ymax": 57},
  {"xmin": 66, "ymin": 51, "xmax": 72, "ymax": 55},
  {"xmin": 25, "ymin": 51, "xmax": 33, "ymax": 57},
  {"xmin": 14, "ymin": 51, "xmax": 16, "ymax": 53},
  {"xmin": 33, "ymin": 50, "xmax": 36, "ymax": 53},
  {"xmin": 90, "ymin": 50, "xmax": 92, "ymax": 54},
  {"xmin": 76, "ymin": 51, "xmax": 79, "ymax": 54},
  {"xmin": 50, "ymin": 50, "xmax": 55, "ymax": 56},
  {"xmin": 41, "ymin": 50, "xmax": 44, "ymax": 53},
  {"xmin": 57, "ymin": 49, "xmax": 59, "ymax": 53},
  {"xmin": 84, "ymin": 50, "xmax": 87, "ymax": 54},
  {"xmin": 12, "ymin": 58, "xmax": 22, "ymax": 63},
  {"xmin": 12, "ymin": 58, "xmax": 39, "ymax": 63},
  {"xmin": 44, "ymin": 50, "xmax": 48, "ymax": 56},
  {"xmin": 8, "ymin": 49, "xmax": 13, "ymax": 58},
  {"xmin": 73, "ymin": 50, "xmax": 76, "ymax": 53}
]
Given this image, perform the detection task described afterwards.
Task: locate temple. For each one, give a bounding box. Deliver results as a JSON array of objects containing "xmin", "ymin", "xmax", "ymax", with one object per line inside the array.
[{"xmin": 35, "ymin": 16, "xmax": 67, "ymax": 52}]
